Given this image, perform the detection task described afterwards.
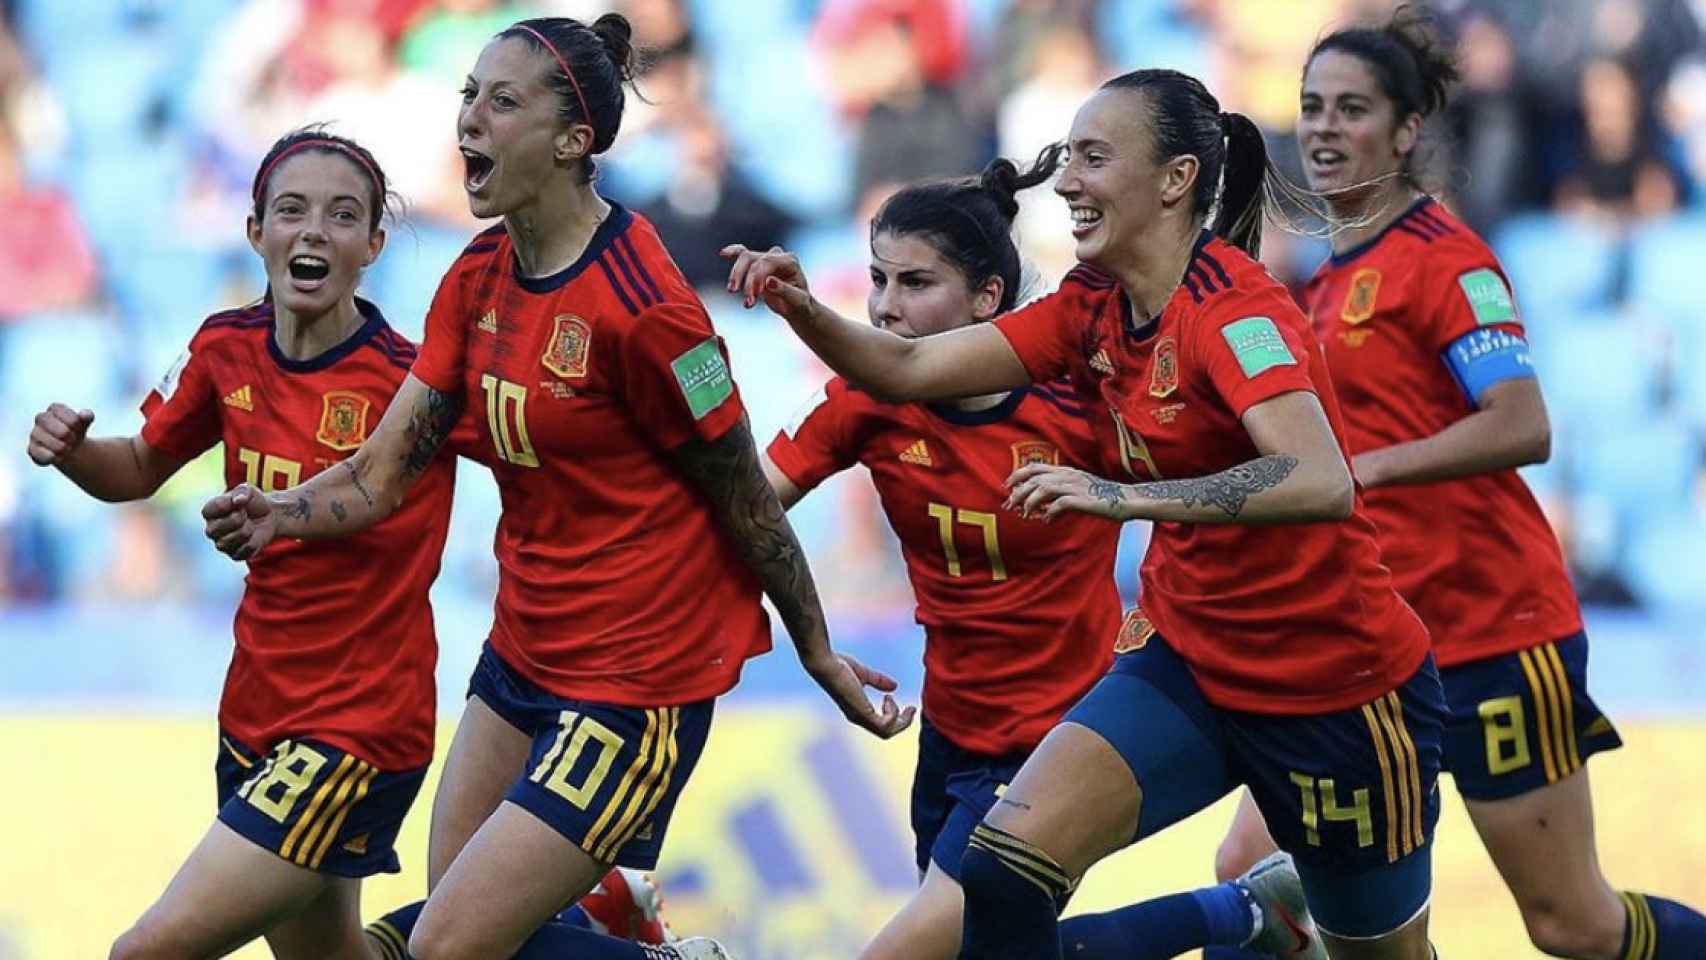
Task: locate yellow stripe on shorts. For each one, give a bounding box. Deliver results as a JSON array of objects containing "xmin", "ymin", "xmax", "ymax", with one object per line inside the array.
[
  {"xmin": 309, "ymin": 762, "xmax": 377, "ymax": 869},
  {"xmin": 1518, "ymin": 649, "xmax": 1561, "ymax": 782},
  {"xmin": 581, "ymin": 709, "xmax": 659, "ymax": 858},
  {"xmin": 280, "ymin": 754, "xmax": 356, "ymax": 861},
  {"xmin": 1542, "ymin": 643, "xmax": 1583, "ymax": 773},
  {"xmin": 1361, "ymin": 702, "xmax": 1402, "ymax": 863}
]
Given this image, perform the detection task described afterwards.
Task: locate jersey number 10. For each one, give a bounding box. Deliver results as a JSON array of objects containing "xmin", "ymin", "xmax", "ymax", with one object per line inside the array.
[{"xmin": 481, "ymin": 374, "xmax": 540, "ymax": 467}]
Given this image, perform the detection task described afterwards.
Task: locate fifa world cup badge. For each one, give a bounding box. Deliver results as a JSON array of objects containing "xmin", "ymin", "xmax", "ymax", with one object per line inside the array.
[
  {"xmin": 1011, "ymin": 440, "xmax": 1060, "ymax": 470},
  {"xmin": 317, "ymin": 391, "xmax": 371, "ymax": 451},
  {"xmin": 542, "ymin": 315, "xmax": 591, "ymax": 379},
  {"xmin": 1149, "ymin": 336, "xmax": 1179, "ymax": 398}
]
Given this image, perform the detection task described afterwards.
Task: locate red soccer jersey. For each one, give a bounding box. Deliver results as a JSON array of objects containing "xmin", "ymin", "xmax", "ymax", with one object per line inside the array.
[
  {"xmin": 140, "ymin": 299, "xmax": 454, "ymax": 770},
  {"xmin": 993, "ymin": 235, "xmax": 1430, "ymax": 714},
  {"xmin": 411, "ymin": 204, "xmax": 771, "ymax": 704},
  {"xmin": 767, "ymin": 377, "xmax": 1120, "ymax": 756},
  {"xmin": 1304, "ymin": 199, "xmax": 1582, "ymax": 667}
]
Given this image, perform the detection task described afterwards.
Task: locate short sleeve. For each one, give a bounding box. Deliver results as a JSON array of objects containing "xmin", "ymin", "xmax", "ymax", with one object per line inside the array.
[
  {"xmin": 766, "ymin": 379, "xmax": 859, "ymax": 493},
  {"xmin": 1418, "ymin": 244, "xmax": 1526, "ymax": 351},
  {"xmin": 1442, "ymin": 327, "xmax": 1536, "ymax": 405},
  {"xmin": 1199, "ymin": 298, "xmax": 1319, "ymax": 417},
  {"xmin": 139, "ymin": 341, "xmax": 221, "ymax": 460},
  {"xmin": 992, "ymin": 266, "xmax": 1107, "ymax": 384},
  {"xmin": 618, "ymin": 301, "xmax": 746, "ymax": 448},
  {"xmin": 410, "ymin": 267, "xmax": 468, "ymax": 394}
]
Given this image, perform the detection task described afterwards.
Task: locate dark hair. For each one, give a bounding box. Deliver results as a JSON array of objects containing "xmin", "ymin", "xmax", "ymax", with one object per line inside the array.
[
  {"xmin": 251, "ymin": 126, "xmax": 398, "ymax": 231},
  {"xmin": 1101, "ymin": 69, "xmax": 1279, "ymax": 256},
  {"xmin": 870, "ymin": 144, "xmax": 1065, "ymax": 316},
  {"xmin": 500, "ymin": 15, "xmax": 641, "ymax": 183},
  {"xmin": 1307, "ymin": 4, "xmax": 1460, "ymax": 182}
]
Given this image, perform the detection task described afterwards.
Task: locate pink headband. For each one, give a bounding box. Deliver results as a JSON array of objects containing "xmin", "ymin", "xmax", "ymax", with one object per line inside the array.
[
  {"xmin": 252, "ymin": 138, "xmax": 382, "ymax": 206},
  {"xmin": 512, "ymin": 24, "xmax": 596, "ymax": 140}
]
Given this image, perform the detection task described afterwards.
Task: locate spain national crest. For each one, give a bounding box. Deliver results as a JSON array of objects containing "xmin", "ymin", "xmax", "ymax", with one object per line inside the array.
[
  {"xmin": 1341, "ymin": 268, "xmax": 1382, "ymax": 325},
  {"xmin": 542, "ymin": 315, "xmax": 591, "ymax": 379},
  {"xmin": 1149, "ymin": 336, "xmax": 1178, "ymax": 398},
  {"xmin": 316, "ymin": 391, "xmax": 370, "ymax": 451},
  {"xmin": 1113, "ymin": 606, "xmax": 1156, "ymax": 653},
  {"xmin": 1010, "ymin": 440, "xmax": 1060, "ymax": 470}
]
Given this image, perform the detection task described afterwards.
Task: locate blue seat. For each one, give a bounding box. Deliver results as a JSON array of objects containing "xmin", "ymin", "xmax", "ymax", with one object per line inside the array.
[
  {"xmin": 1624, "ymin": 510, "xmax": 1706, "ymax": 614},
  {"xmin": 1569, "ymin": 415, "xmax": 1700, "ymax": 529},
  {"xmin": 1529, "ymin": 323, "xmax": 1656, "ymax": 425},
  {"xmin": 1627, "ymin": 214, "xmax": 1706, "ymax": 317},
  {"xmin": 1491, "ymin": 213, "xmax": 1617, "ymax": 319}
]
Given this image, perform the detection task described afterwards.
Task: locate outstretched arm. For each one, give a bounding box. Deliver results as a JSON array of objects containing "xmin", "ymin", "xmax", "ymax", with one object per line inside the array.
[
  {"xmin": 723, "ymin": 244, "xmax": 1030, "ymax": 403},
  {"xmin": 1008, "ymin": 390, "xmax": 1354, "ymax": 525},
  {"xmin": 670, "ymin": 414, "xmax": 913, "ymax": 738},
  {"xmin": 203, "ymin": 374, "xmax": 462, "ymax": 559},
  {"xmin": 28, "ymin": 404, "xmax": 187, "ymax": 501}
]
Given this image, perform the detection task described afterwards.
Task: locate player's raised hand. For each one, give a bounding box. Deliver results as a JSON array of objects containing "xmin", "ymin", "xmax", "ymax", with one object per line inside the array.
[
  {"xmin": 720, "ymin": 244, "xmax": 816, "ymax": 321},
  {"xmin": 805, "ymin": 650, "xmax": 917, "ymax": 739},
  {"xmin": 202, "ymin": 484, "xmax": 279, "ymax": 562},
  {"xmin": 1005, "ymin": 462, "xmax": 1132, "ymax": 522},
  {"xmin": 26, "ymin": 403, "xmax": 95, "ymax": 466}
]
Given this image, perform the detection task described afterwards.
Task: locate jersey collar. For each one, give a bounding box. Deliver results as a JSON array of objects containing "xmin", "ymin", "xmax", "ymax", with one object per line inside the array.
[
  {"xmin": 267, "ymin": 296, "xmax": 387, "ymax": 374},
  {"xmin": 1327, "ymin": 196, "xmax": 1434, "ymax": 267},
  {"xmin": 926, "ymin": 388, "xmax": 1027, "ymax": 426},
  {"xmin": 513, "ymin": 199, "xmax": 634, "ymax": 294}
]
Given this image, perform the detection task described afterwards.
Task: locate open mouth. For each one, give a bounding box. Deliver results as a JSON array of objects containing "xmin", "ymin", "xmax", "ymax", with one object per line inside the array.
[
  {"xmin": 462, "ymin": 147, "xmax": 495, "ymax": 192},
  {"xmin": 1308, "ymin": 148, "xmax": 1347, "ymax": 174},
  {"xmin": 1070, "ymin": 206, "xmax": 1103, "ymax": 238},
  {"xmin": 288, "ymin": 255, "xmax": 330, "ymax": 283}
]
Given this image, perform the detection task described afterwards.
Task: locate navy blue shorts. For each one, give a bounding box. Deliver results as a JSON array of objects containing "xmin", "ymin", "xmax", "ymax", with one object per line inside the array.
[
  {"xmin": 1063, "ymin": 632, "xmax": 1446, "ymax": 938},
  {"xmin": 467, "ymin": 642, "xmax": 714, "ymax": 870},
  {"xmin": 910, "ymin": 718, "xmax": 1030, "ymax": 882},
  {"xmin": 1440, "ymin": 632, "xmax": 1622, "ymax": 802},
  {"xmin": 215, "ymin": 731, "xmax": 425, "ymax": 878}
]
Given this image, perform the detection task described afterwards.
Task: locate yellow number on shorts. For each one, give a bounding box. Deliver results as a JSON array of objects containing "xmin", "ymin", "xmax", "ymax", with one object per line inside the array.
[
  {"xmin": 530, "ymin": 711, "xmax": 625, "ymax": 810},
  {"xmin": 480, "ymin": 374, "xmax": 540, "ymax": 468},
  {"xmin": 1478, "ymin": 695, "xmax": 1532, "ymax": 775},
  {"xmin": 238, "ymin": 740, "xmax": 329, "ymax": 824},
  {"xmin": 1111, "ymin": 409, "xmax": 1163, "ymax": 481},
  {"xmin": 237, "ymin": 447, "xmax": 303, "ymax": 492},
  {"xmin": 928, "ymin": 502, "xmax": 1008, "ymax": 582},
  {"xmin": 1289, "ymin": 772, "xmax": 1375, "ymax": 849}
]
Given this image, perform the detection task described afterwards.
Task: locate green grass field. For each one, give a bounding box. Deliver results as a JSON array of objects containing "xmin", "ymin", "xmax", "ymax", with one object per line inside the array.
[{"xmin": 3, "ymin": 710, "xmax": 1702, "ymax": 959}]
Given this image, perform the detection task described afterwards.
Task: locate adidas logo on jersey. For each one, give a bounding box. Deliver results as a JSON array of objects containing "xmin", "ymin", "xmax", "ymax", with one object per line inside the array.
[
  {"xmin": 478, "ymin": 310, "xmax": 499, "ymax": 333},
  {"xmin": 899, "ymin": 439, "xmax": 933, "ymax": 467},
  {"xmin": 1090, "ymin": 350, "xmax": 1115, "ymax": 375},
  {"xmin": 342, "ymin": 833, "xmax": 370, "ymax": 855},
  {"xmin": 222, "ymin": 385, "xmax": 254, "ymax": 411}
]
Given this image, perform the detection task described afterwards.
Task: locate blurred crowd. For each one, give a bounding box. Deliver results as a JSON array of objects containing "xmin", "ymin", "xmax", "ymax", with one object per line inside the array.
[{"xmin": 2, "ymin": 0, "xmax": 1706, "ymax": 622}]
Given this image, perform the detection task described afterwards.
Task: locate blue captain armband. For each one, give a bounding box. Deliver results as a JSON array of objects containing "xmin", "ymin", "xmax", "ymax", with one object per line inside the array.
[{"xmin": 1442, "ymin": 327, "xmax": 1535, "ymax": 405}]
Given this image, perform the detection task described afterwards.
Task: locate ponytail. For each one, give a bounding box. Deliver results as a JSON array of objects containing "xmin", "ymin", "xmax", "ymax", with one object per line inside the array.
[{"xmin": 1213, "ymin": 111, "xmax": 1270, "ymax": 256}]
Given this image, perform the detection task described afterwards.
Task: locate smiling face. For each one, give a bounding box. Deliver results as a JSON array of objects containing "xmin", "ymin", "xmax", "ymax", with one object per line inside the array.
[
  {"xmin": 1054, "ymin": 87, "xmax": 1195, "ymax": 269},
  {"xmin": 867, "ymin": 230, "xmax": 1000, "ymax": 338},
  {"xmin": 457, "ymin": 35, "xmax": 591, "ymax": 219},
  {"xmin": 1298, "ymin": 49, "xmax": 1420, "ymax": 200},
  {"xmin": 247, "ymin": 151, "xmax": 383, "ymax": 319}
]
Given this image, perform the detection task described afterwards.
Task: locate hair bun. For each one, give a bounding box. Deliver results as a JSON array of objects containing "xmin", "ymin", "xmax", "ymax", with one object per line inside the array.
[
  {"xmin": 592, "ymin": 13, "xmax": 636, "ymax": 80},
  {"xmin": 978, "ymin": 158, "xmax": 1023, "ymax": 221}
]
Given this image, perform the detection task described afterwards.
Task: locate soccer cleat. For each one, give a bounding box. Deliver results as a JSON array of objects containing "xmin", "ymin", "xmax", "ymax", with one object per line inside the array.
[
  {"xmin": 1234, "ymin": 851, "xmax": 1328, "ymax": 959},
  {"xmin": 668, "ymin": 938, "xmax": 735, "ymax": 959},
  {"xmin": 580, "ymin": 867, "xmax": 677, "ymax": 943}
]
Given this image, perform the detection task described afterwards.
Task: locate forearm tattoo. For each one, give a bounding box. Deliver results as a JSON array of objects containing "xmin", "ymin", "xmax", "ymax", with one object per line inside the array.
[
  {"xmin": 668, "ymin": 415, "xmax": 828, "ymax": 650},
  {"xmin": 341, "ymin": 458, "xmax": 375, "ymax": 508},
  {"xmin": 1088, "ymin": 478, "xmax": 1127, "ymax": 507},
  {"xmin": 1131, "ymin": 454, "xmax": 1299, "ymax": 518},
  {"xmin": 402, "ymin": 385, "xmax": 462, "ymax": 477},
  {"xmin": 282, "ymin": 496, "xmax": 311, "ymax": 521},
  {"xmin": 330, "ymin": 500, "xmax": 348, "ymax": 524}
]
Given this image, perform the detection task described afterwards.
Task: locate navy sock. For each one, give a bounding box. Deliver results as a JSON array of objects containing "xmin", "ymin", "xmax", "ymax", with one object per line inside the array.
[
  {"xmin": 364, "ymin": 902, "xmax": 675, "ymax": 960},
  {"xmin": 365, "ymin": 901, "xmax": 423, "ymax": 960},
  {"xmin": 1058, "ymin": 882, "xmax": 1255, "ymax": 959},
  {"xmin": 1620, "ymin": 892, "xmax": 1706, "ymax": 960},
  {"xmin": 958, "ymin": 824, "xmax": 1072, "ymax": 960}
]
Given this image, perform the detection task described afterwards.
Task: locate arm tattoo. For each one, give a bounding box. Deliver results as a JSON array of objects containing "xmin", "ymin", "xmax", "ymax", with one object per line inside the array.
[
  {"xmin": 1131, "ymin": 454, "xmax": 1298, "ymax": 518},
  {"xmin": 668, "ymin": 415, "xmax": 828, "ymax": 651},
  {"xmin": 340, "ymin": 459, "xmax": 375, "ymax": 508},
  {"xmin": 1087, "ymin": 478, "xmax": 1127, "ymax": 507},
  {"xmin": 283, "ymin": 496, "xmax": 311, "ymax": 521},
  {"xmin": 997, "ymin": 797, "xmax": 1033, "ymax": 812},
  {"xmin": 401, "ymin": 386, "xmax": 463, "ymax": 477},
  {"xmin": 330, "ymin": 500, "xmax": 348, "ymax": 524}
]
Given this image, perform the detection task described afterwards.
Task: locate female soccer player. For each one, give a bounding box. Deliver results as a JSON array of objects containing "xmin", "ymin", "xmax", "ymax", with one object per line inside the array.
[
  {"xmin": 201, "ymin": 15, "xmax": 909, "ymax": 960},
  {"xmin": 727, "ymin": 67, "xmax": 1447, "ymax": 959},
  {"xmin": 761, "ymin": 156, "xmax": 1322, "ymax": 960},
  {"xmin": 28, "ymin": 128, "xmax": 455, "ymax": 960},
  {"xmin": 1210, "ymin": 10, "xmax": 1706, "ymax": 960}
]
